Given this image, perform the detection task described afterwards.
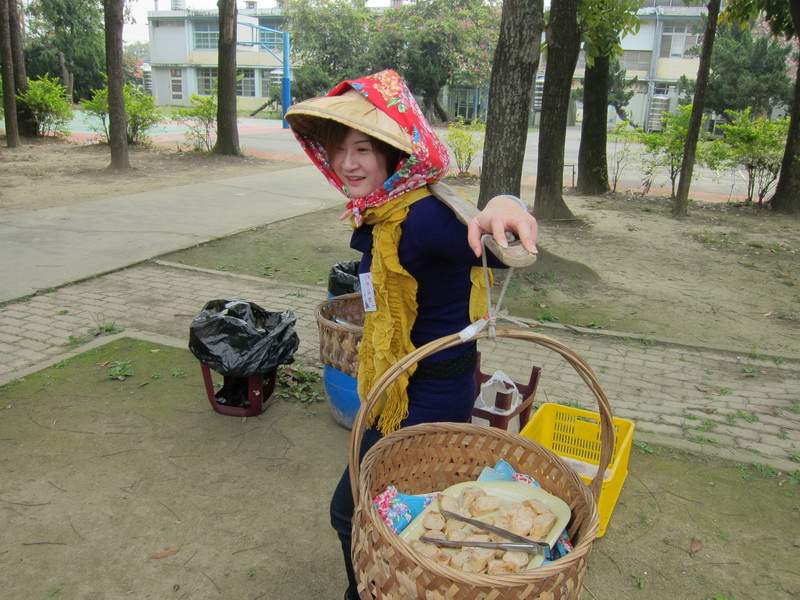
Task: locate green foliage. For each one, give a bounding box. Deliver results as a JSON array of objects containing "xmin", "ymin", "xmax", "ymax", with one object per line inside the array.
[
  {"xmin": 24, "ymin": 0, "xmax": 105, "ymax": 102},
  {"xmin": 286, "ymin": 0, "xmax": 500, "ymax": 121},
  {"xmin": 107, "ymin": 360, "xmax": 134, "ymax": 381},
  {"xmin": 87, "ymin": 319, "xmax": 124, "ymax": 337},
  {"xmin": 706, "ymin": 24, "xmax": 793, "ymax": 120},
  {"xmin": 276, "ymin": 366, "xmax": 322, "ymax": 404},
  {"xmin": 580, "ymin": 0, "xmax": 643, "ymax": 63},
  {"xmin": 634, "ymin": 105, "xmax": 718, "ymax": 198},
  {"xmin": 289, "ymin": 64, "xmax": 332, "ymax": 102},
  {"xmin": 174, "ymin": 92, "xmax": 218, "ymax": 151},
  {"xmin": 80, "ymin": 84, "xmax": 164, "ymax": 145},
  {"xmin": 16, "ymin": 75, "xmax": 73, "ymax": 137},
  {"xmin": 445, "ymin": 116, "xmax": 485, "ymax": 176},
  {"xmin": 362, "ymin": 0, "xmax": 500, "ymax": 118},
  {"xmin": 608, "ymin": 59, "xmax": 638, "ymax": 124},
  {"xmin": 285, "ymin": 0, "xmax": 375, "ymax": 84},
  {"xmin": 716, "ymin": 109, "xmax": 789, "ymax": 205}
]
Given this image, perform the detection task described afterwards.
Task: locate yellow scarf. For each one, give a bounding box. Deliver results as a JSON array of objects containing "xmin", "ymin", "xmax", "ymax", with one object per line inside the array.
[{"xmin": 356, "ymin": 186, "xmax": 490, "ymax": 434}]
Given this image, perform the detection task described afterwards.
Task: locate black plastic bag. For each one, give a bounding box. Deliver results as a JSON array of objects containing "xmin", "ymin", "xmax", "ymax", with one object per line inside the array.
[
  {"xmin": 189, "ymin": 298, "xmax": 299, "ymax": 378},
  {"xmin": 328, "ymin": 260, "xmax": 361, "ymax": 296}
]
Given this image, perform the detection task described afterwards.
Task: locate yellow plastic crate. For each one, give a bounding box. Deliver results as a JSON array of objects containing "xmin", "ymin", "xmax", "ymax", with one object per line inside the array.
[{"xmin": 519, "ymin": 403, "xmax": 634, "ymax": 537}]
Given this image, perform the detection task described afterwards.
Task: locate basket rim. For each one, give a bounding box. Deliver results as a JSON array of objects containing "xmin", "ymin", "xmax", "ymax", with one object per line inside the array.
[{"xmin": 315, "ymin": 293, "xmax": 365, "ymax": 333}]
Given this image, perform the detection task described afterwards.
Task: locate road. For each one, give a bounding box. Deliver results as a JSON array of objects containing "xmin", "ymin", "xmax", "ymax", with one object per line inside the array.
[{"xmin": 69, "ymin": 112, "xmax": 742, "ymax": 202}]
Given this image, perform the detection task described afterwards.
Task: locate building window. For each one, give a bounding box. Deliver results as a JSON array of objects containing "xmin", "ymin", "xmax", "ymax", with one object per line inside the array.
[
  {"xmin": 260, "ymin": 69, "xmax": 276, "ymax": 96},
  {"xmin": 152, "ymin": 19, "xmax": 181, "ymax": 28},
  {"xmin": 194, "ymin": 21, "xmax": 219, "ymax": 50},
  {"xmin": 197, "ymin": 67, "xmax": 218, "ymax": 95},
  {"xmin": 259, "ymin": 29, "xmax": 283, "ymax": 51},
  {"xmin": 660, "ymin": 21, "xmax": 699, "ymax": 58},
  {"xmin": 641, "ymin": 0, "xmax": 704, "ymax": 6},
  {"xmin": 259, "ymin": 17, "xmax": 284, "ymax": 51},
  {"xmin": 170, "ymin": 69, "xmax": 183, "ymax": 101},
  {"xmin": 653, "ymin": 82, "xmax": 676, "ymax": 96},
  {"xmin": 237, "ymin": 68, "xmax": 256, "ymax": 97},
  {"xmin": 620, "ymin": 50, "xmax": 653, "ymax": 72}
]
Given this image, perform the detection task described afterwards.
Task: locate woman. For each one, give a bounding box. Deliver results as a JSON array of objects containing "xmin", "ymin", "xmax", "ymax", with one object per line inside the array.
[{"xmin": 286, "ymin": 70, "xmax": 537, "ymax": 600}]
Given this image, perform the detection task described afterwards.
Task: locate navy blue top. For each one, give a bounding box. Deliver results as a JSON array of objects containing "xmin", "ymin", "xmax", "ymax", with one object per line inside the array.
[{"xmin": 351, "ymin": 195, "xmax": 505, "ymax": 427}]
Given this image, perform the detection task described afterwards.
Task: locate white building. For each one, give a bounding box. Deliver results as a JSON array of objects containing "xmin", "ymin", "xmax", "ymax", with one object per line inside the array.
[
  {"xmin": 147, "ymin": 3, "xmax": 287, "ymax": 112},
  {"xmin": 574, "ymin": 0, "xmax": 708, "ymax": 130}
]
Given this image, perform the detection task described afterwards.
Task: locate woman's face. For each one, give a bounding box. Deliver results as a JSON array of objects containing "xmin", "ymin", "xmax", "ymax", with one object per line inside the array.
[{"xmin": 331, "ymin": 127, "xmax": 390, "ymax": 199}]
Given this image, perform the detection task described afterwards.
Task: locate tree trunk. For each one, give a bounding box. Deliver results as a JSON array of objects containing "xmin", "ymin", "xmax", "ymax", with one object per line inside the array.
[
  {"xmin": 432, "ymin": 92, "xmax": 448, "ymax": 123},
  {"xmin": 8, "ymin": 0, "xmax": 35, "ymax": 137},
  {"xmin": 576, "ymin": 54, "xmax": 610, "ymax": 196},
  {"xmin": 673, "ymin": 0, "xmax": 720, "ymax": 216},
  {"xmin": 534, "ymin": 0, "xmax": 581, "ymax": 220},
  {"xmin": 478, "ymin": 0, "xmax": 543, "ymax": 209},
  {"xmin": 770, "ymin": 0, "xmax": 800, "ymax": 213},
  {"xmin": 212, "ymin": 0, "xmax": 243, "ymax": 157},
  {"xmin": 58, "ymin": 51, "xmax": 75, "ymax": 104},
  {"xmin": 0, "ymin": 0, "xmax": 20, "ymax": 147},
  {"xmin": 103, "ymin": 0, "xmax": 130, "ymax": 170}
]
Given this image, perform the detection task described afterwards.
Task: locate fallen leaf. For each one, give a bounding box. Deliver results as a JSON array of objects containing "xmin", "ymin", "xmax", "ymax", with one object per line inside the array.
[
  {"xmin": 98, "ymin": 361, "xmax": 110, "ymax": 367},
  {"xmin": 149, "ymin": 546, "xmax": 180, "ymax": 559},
  {"xmin": 690, "ymin": 538, "xmax": 702, "ymax": 554},
  {"xmin": 763, "ymin": 311, "xmax": 773, "ymax": 317}
]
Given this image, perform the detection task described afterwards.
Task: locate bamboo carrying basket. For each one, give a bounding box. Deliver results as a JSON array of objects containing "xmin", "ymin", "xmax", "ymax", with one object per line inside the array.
[
  {"xmin": 316, "ymin": 292, "xmax": 365, "ymax": 378},
  {"xmin": 349, "ymin": 326, "xmax": 615, "ymax": 600}
]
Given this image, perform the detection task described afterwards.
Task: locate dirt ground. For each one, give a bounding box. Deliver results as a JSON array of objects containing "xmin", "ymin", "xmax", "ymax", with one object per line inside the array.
[{"xmin": 1, "ymin": 139, "xmax": 799, "ymax": 600}]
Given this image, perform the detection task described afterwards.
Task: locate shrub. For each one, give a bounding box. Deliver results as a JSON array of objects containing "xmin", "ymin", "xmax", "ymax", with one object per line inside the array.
[
  {"xmin": 80, "ymin": 83, "xmax": 163, "ymax": 145},
  {"xmin": 173, "ymin": 91, "xmax": 218, "ymax": 151},
  {"xmin": 445, "ymin": 116, "xmax": 485, "ymax": 176},
  {"xmin": 608, "ymin": 122, "xmax": 637, "ymax": 192},
  {"xmin": 634, "ymin": 105, "xmax": 719, "ymax": 198},
  {"xmin": 717, "ymin": 108, "xmax": 788, "ymax": 206},
  {"xmin": 16, "ymin": 75, "xmax": 72, "ymax": 137}
]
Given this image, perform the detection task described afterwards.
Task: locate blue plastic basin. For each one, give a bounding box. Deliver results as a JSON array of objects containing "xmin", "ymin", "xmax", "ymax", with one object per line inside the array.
[{"xmin": 323, "ymin": 365, "xmax": 360, "ymax": 429}]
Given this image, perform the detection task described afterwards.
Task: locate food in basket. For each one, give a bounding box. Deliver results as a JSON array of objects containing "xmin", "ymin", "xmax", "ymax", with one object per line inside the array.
[{"xmin": 403, "ymin": 481, "xmax": 570, "ymax": 574}]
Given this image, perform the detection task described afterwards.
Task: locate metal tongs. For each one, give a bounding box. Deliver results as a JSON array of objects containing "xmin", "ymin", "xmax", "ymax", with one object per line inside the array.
[{"xmin": 419, "ymin": 509, "xmax": 550, "ymax": 557}]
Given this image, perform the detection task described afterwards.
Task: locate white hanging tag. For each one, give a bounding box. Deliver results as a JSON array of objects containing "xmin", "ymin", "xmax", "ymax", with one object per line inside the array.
[{"xmin": 359, "ymin": 272, "xmax": 377, "ymax": 312}]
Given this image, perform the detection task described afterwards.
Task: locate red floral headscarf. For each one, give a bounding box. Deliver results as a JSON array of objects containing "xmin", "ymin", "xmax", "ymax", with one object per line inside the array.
[{"xmin": 291, "ymin": 70, "xmax": 450, "ymax": 226}]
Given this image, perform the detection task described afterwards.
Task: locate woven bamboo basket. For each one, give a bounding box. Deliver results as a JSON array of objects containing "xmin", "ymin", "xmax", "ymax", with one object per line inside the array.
[
  {"xmin": 349, "ymin": 326, "xmax": 614, "ymax": 600},
  {"xmin": 316, "ymin": 293, "xmax": 365, "ymax": 378}
]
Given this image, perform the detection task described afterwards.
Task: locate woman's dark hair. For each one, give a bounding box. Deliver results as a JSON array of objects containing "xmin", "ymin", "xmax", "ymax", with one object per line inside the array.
[{"xmin": 323, "ymin": 120, "xmax": 406, "ymax": 178}]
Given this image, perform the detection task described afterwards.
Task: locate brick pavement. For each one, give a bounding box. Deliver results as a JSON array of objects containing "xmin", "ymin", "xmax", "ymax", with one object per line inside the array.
[{"xmin": 1, "ymin": 259, "xmax": 798, "ymax": 472}]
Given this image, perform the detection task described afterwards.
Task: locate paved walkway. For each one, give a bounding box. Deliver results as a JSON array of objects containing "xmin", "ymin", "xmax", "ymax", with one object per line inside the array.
[
  {"xmin": 2, "ymin": 256, "xmax": 798, "ymax": 473},
  {"xmin": 1, "ymin": 132, "xmax": 796, "ymax": 473}
]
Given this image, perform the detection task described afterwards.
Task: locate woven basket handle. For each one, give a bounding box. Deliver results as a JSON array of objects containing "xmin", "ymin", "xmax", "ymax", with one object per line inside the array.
[{"xmin": 348, "ymin": 326, "xmax": 615, "ymax": 503}]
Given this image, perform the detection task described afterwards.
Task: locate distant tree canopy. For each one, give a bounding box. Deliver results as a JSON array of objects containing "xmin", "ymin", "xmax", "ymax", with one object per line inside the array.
[
  {"xmin": 362, "ymin": 0, "xmax": 500, "ymax": 120},
  {"xmin": 25, "ymin": 0, "xmax": 106, "ymax": 102},
  {"xmin": 286, "ymin": 0, "xmax": 501, "ymax": 120},
  {"xmin": 705, "ymin": 23, "xmax": 793, "ymax": 120},
  {"xmin": 285, "ymin": 0, "xmax": 375, "ymax": 85}
]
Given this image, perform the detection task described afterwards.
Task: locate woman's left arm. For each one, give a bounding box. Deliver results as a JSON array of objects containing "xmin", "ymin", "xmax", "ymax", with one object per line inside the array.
[{"xmin": 467, "ymin": 195, "xmax": 539, "ymax": 258}]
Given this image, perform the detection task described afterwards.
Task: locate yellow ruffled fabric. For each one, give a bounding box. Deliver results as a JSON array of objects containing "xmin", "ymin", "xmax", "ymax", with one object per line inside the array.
[{"xmin": 356, "ymin": 186, "xmax": 491, "ymax": 434}]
